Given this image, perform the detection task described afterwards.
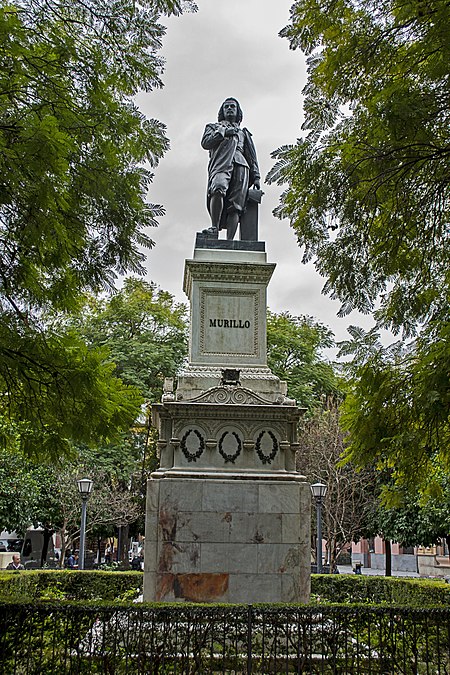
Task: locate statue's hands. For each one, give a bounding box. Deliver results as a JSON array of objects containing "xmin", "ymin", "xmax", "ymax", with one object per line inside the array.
[
  {"xmin": 253, "ymin": 180, "xmax": 261, "ymax": 190},
  {"xmin": 225, "ymin": 127, "xmax": 238, "ymax": 137}
]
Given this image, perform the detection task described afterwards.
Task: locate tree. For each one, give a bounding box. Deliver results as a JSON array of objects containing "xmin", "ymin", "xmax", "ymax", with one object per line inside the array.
[
  {"xmin": 269, "ymin": 0, "xmax": 449, "ymax": 334},
  {"xmin": 268, "ymin": 0, "xmax": 449, "ymax": 489},
  {"xmin": 266, "ymin": 312, "xmax": 371, "ymax": 567},
  {"xmin": 0, "ymin": 279, "xmax": 188, "ymax": 560},
  {"xmin": 0, "ymin": 0, "xmax": 196, "ymax": 459},
  {"xmin": 75, "ymin": 276, "xmax": 188, "ymax": 511},
  {"xmin": 0, "ymin": 449, "xmax": 55, "ymax": 536},
  {"xmin": 0, "ymin": 444, "xmax": 143, "ymax": 566},
  {"xmin": 77, "ymin": 278, "xmax": 188, "ymax": 403},
  {"xmin": 52, "ymin": 463, "xmax": 142, "ymax": 567},
  {"xmin": 375, "ymin": 492, "xmax": 450, "ymax": 552},
  {"xmin": 358, "ymin": 470, "xmax": 450, "ymax": 576},
  {"xmin": 266, "ymin": 311, "xmax": 340, "ymax": 413},
  {"xmin": 297, "ymin": 402, "xmax": 376, "ymax": 567},
  {"xmin": 340, "ymin": 323, "xmax": 450, "ymax": 492}
]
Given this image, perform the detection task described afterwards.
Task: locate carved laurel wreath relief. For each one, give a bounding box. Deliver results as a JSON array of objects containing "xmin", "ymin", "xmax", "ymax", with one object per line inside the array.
[
  {"xmin": 180, "ymin": 429, "xmax": 205, "ymax": 462},
  {"xmin": 218, "ymin": 431, "xmax": 242, "ymax": 464},
  {"xmin": 179, "ymin": 426, "xmax": 280, "ymax": 466},
  {"xmin": 255, "ymin": 430, "xmax": 279, "ymax": 465}
]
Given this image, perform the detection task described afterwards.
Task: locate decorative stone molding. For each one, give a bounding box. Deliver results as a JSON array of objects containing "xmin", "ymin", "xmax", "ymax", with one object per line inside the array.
[
  {"xmin": 171, "ymin": 419, "xmax": 290, "ymax": 445},
  {"xmin": 178, "ymin": 365, "xmax": 281, "ymax": 381},
  {"xmin": 151, "ymin": 468, "xmax": 306, "ymax": 482},
  {"xmin": 184, "ymin": 261, "xmax": 275, "ymax": 298},
  {"xmin": 188, "ymin": 385, "xmax": 278, "ymax": 406}
]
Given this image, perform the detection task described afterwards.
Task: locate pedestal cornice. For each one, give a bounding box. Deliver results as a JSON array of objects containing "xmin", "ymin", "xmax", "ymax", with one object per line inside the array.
[{"xmin": 184, "ymin": 259, "xmax": 276, "ymax": 299}]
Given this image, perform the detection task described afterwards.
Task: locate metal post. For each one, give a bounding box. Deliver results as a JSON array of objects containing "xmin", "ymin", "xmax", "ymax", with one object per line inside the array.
[
  {"xmin": 247, "ymin": 604, "xmax": 253, "ymax": 674},
  {"xmin": 310, "ymin": 483, "xmax": 327, "ymax": 575},
  {"xmin": 316, "ymin": 498, "xmax": 322, "ymax": 574},
  {"xmin": 79, "ymin": 498, "xmax": 87, "ymax": 570}
]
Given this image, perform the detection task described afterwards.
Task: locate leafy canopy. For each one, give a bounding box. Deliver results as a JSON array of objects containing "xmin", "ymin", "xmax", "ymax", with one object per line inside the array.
[
  {"xmin": 269, "ymin": 0, "xmax": 449, "ymax": 335},
  {"xmin": 0, "ymin": 0, "xmax": 195, "ymax": 458},
  {"xmin": 77, "ymin": 278, "xmax": 188, "ymax": 403},
  {"xmin": 0, "ymin": 0, "xmax": 196, "ymax": 309},
  {"xmin": 266, "ymin": 311, "xmax": 340, "ymax": 413},
  {"xmin": 268, "ymin": 0, "xmax": 449, "ymax": 490},
  {"xmin": 0, "ymin": 277, "xmax": 187, "ymax": 538},
  {"xmin": 340, "ymin": 321, "xmax": 450, "ymax": 492}
]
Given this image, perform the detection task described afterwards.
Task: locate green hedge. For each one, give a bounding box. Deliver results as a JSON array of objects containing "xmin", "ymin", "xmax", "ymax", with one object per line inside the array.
[
  {"xmin": 311, "ymin": 573, "xmax": 450, "ymax": 606},
  {"xmin": 0, "ymin": 570, "xmax": 143, "ymax": 602},
  {"xmin": 1, "ymin": 570, "xmax": 449, "ymax": 607}
]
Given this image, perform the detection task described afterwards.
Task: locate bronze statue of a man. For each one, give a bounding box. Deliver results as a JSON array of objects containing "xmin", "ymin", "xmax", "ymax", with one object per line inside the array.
[{"xmin": 201, "ymin": 98, "xmax": 261, "ymax": 240}]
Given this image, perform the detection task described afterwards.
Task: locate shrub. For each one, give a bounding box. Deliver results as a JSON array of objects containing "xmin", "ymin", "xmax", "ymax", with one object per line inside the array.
[
  {"xmin": 311, "ymin": 573, "xmax": 450, "ymax": 606},
  {"xmin": 1, "ymin": 570, "xmax": 448, "ymax": 607},
  {"xmin": 0, "ymin": 570, "xmax": 142, "ymax": 602}
]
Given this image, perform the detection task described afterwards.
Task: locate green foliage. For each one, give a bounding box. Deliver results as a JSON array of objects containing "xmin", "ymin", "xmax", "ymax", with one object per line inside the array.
[
  {"xmin": 77, "ymin": 278, "xmax": 188, "ymax": 403},
  {"xmin": 0, "ymin": 326, "xmax": 143, "ymax": 460},
  {"xmin": 266, "ymin": 311, "xmax": 340, "ymax": 412},
  {"xmin": 269, "ymin": 0, "xmax": 449, "ymax": 335},
  {"xmin": 311, "ymin": 574, "xmax": 450, "ymax": 607},
  {"xmin": 2, "ymin": 569, "xmax": 449, "ymax": 610},
  {"xmin": 0, "ymin": 0, "xmax": 174, "ymax": 309},
  {"xmin": 0, "ymin": 277, "xmax": 186, "ymax": 539},
  {"xmin": 0, "ymin": 569, "xmax": 143, "ymax": 602},
  {"xmin": 362, "ymin": 471, "xmax": 450, "ymax": 546},
  {"xmin": 0, "ymin": 444, "xmax": 143, "ymax": 550},
  {"xmin": 340, "ymin": 321, "xmax": 450, "ymax": 492},
  {"xmin": 0, "ymin": 449, "xmax": 56, "ymax": 534},
  {"xmin": 0, "ymin": 0, "xmax": 195, "ymax": 459},
  {"xmin": 269, "ymin": 0, "xmax": 450, "ymax": 491}
]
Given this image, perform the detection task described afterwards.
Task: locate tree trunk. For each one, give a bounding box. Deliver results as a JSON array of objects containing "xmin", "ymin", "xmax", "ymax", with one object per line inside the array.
[
  {"xmin": 59, "ymin": 519, "xmax": 69, "ymax": 568},
  {"xmin": 116, "ymin": 526, "xmax": 121, "ymax": 563},
  {"xmin": 120, "ymin": 524, "xmax": 130, "ymax": 569},
  {"xmin": 97, "ymin": 536, "xmax": 102, "ymax": 566},
  {"xmin": 385, "ymin": 538, "xmax": 392, "ymax": 577}
]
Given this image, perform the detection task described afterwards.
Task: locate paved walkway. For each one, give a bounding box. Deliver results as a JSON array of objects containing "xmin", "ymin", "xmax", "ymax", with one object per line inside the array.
[{"xmin": 337, "ymin": 564, "xmax": 420, "ymax": 578}]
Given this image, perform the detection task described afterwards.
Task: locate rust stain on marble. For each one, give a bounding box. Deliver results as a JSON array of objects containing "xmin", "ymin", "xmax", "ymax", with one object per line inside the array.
[
  {"xmin": 158, "ymin": 505, "xmax": 178, "ymax": 573},
  {"xmin": 157, "ymin": 573, "xmax": 229, "ymax": 602}
]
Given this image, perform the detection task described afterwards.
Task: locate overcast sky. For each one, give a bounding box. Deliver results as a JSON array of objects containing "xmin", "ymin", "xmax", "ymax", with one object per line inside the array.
[{"xmin": 136, "ymin": 0, "xmax": 376, "ymax": 349}]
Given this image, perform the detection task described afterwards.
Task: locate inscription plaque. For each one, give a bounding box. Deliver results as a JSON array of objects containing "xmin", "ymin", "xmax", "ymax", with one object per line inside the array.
[{"xmin": 201, "ymin": 290, "xmax": 257, "ymax": 357}]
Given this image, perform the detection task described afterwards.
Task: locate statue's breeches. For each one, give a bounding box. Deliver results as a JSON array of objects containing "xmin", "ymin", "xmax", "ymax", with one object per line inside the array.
[{"xmin": 209, "ymin": 163, "xmax": 249, "ymax": 214}]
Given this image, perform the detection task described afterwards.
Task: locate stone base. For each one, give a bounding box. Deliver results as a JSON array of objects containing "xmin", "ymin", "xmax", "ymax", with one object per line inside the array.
[
  {"xmin": 195, "ymin": 234, "xmax": 265, "ymax": 251},
  {"xmin": 143, "ymin": 476, "xmax": 311, "ymax": 603}
]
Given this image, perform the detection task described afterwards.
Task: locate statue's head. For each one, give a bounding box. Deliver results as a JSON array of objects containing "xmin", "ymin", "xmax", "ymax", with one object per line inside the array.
[{"xmin": 218, "ymin": 98, "xmax": 243, "ymax": 124}]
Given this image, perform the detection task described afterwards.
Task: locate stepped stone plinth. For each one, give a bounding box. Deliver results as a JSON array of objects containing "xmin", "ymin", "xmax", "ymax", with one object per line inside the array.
[{"xmin": 144, "ymin": 239, "xmax": 310, "ymax": 603}]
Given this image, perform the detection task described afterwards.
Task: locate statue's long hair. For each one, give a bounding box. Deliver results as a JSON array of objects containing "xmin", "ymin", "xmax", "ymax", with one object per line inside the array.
[{"xmin": 218, "ymin": 98, "xmax": 243, "ymax": 124}]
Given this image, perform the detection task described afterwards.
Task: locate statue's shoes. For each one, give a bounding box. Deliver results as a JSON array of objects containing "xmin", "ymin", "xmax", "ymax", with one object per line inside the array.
[{"xmin": 202, "ymin": 227, "xmax": 218, "ymax": 237}]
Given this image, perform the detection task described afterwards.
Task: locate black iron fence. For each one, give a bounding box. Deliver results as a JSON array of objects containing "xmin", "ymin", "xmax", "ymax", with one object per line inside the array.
[{"xmin": 1, "ymin": 602, "xmax": 449, "ymax": 674}]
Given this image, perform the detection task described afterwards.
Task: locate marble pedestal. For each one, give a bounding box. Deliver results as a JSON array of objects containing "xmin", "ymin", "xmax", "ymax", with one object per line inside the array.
[
  {"xmin": 143, "ymin": 240, "xmax": 310, "ymax": 603},
  {"xmin": 144, "ymin": 476, "xmax": 310, "ymax": 603}
]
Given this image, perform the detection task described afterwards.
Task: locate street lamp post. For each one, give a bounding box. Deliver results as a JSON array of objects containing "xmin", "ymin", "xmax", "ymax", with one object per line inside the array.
[
  {"xmin": 310, "ymin": 482, "xmax": 328, "ymax": 574},
  {"xmin": 77, "ymin": 478, "xmax": 93, "ymax": 570}
]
